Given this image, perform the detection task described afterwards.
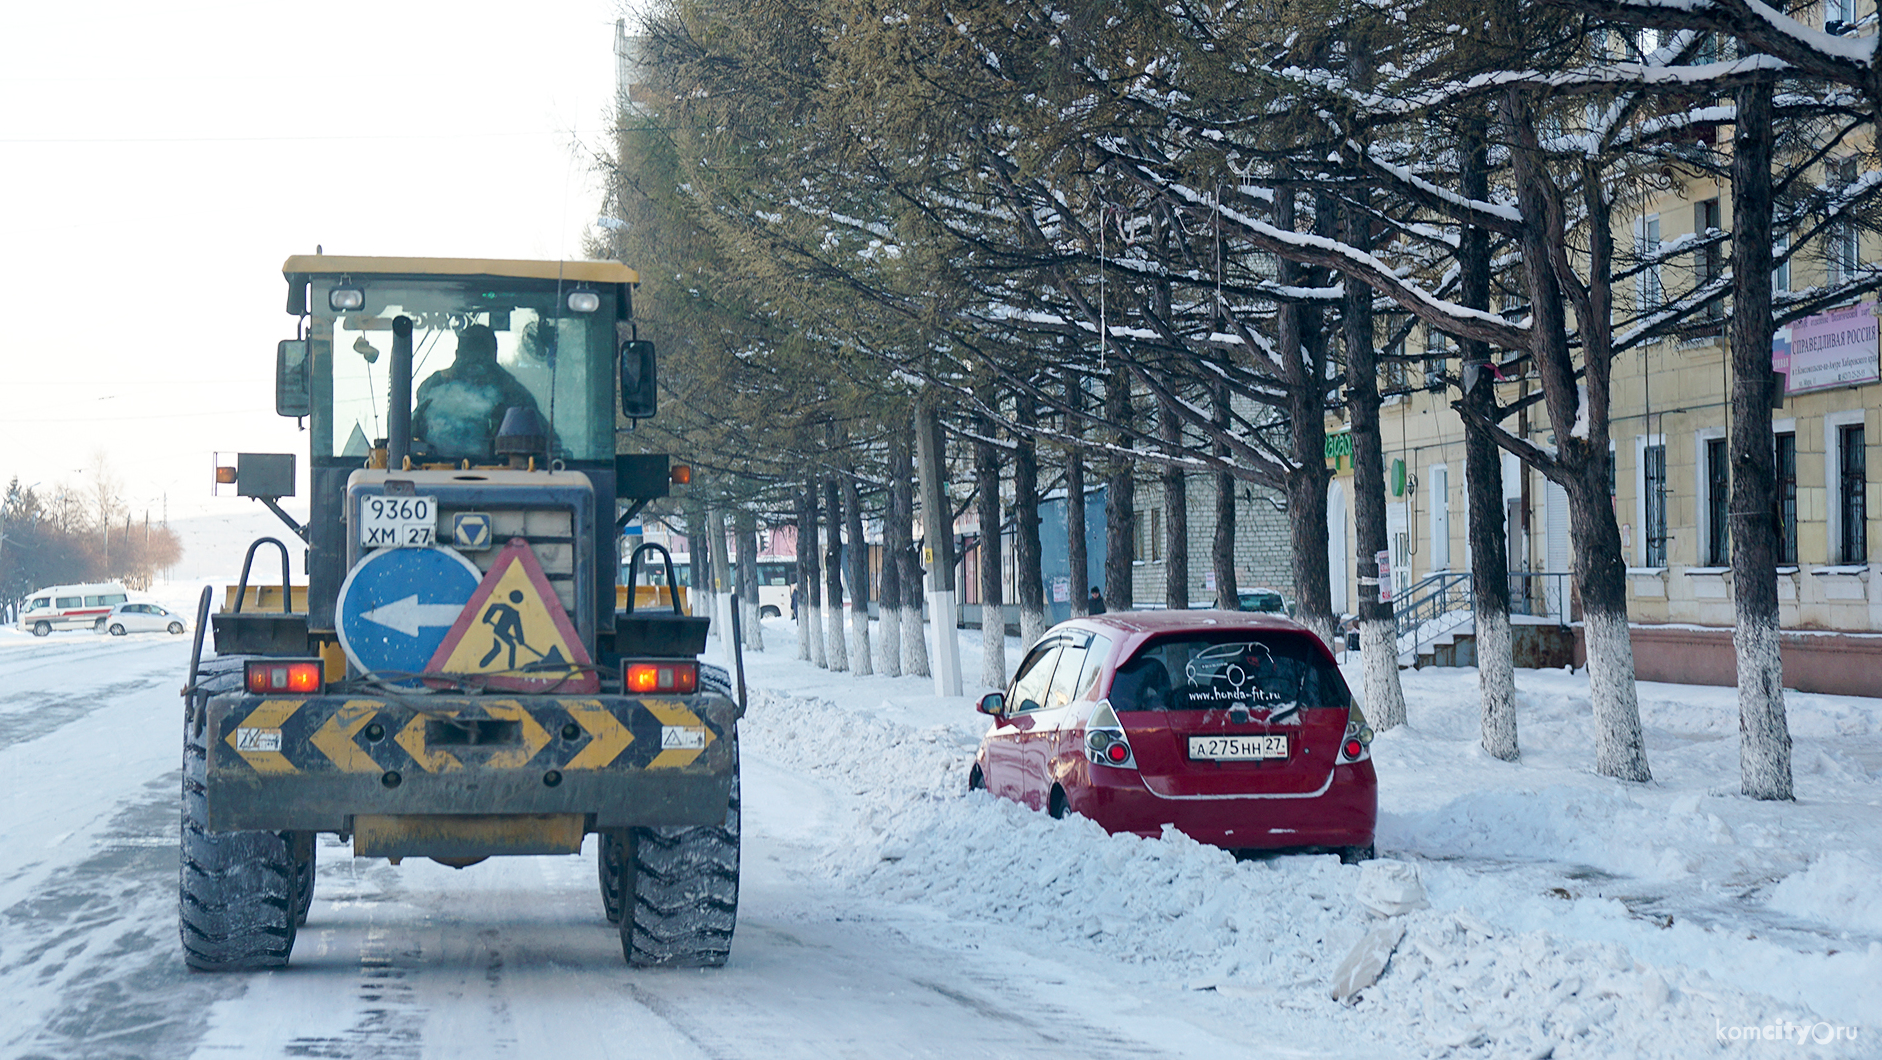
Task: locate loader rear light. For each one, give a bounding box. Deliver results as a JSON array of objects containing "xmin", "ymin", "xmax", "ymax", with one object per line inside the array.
[
  {"xmin": 670, "ymin": 465, "xmax": 691, "ymax": 485},
  {"xmin": 245, "ymin": 659, "xmax": 324, "ymax": 695},
  {"xmin": 215, "ymin": 466, "xmax": 237, "ymax": 484},
  {"xmin": 625, "ymin": 662, "xmax": 697, "ymax": 694}
]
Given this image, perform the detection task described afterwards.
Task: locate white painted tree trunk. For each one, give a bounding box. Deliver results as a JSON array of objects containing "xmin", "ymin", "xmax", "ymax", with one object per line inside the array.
[
  {"xmin": 1301, "ymin": 614, "xmax": 1337, "ymax": 656},
  {"xmin": 743, "ymin": 597, "xmax": 763, "ymax": 652},
  {"xmin": 807, "ymin": 604, "xmax": 826, "ymax": 667},
  {"xmin": 825, "ymin": 600, "xmax": 848, "ymax": 671},
  {"xmin": 903, "ymin": 603, "xmax": 929, "ymax": 677},
  {"xmin": 879, "ymin": 602, "xmax": 902, "ymax": 677},
  {"xmin": 1476, "ymin": 608, "xmax": 1517, "ymax": 761},
  {"xmin": 981, "ymin": 608, "xmax": 1007, "ymax": 690},
  {"xmin": 1360, "ymin": 618, "xmax": 1406, "ymax": 730},
  {"xmin": 1735, "ymin": 614, "xmax": 1792, "ymax": 799},
  {"xmin": 850, "ymin": 604, "xmax": 873, "ymax": 677},
  {"xmin": 1583, "ymin": 608, "xmax": 1650, "ymax": 781},
  {"xmin": 1019, "ymin": 607, "xmax": 1049, "ymax": 656},
  {"xmin": 796, "ymin": 603, "xmax": 812, "ymax": 662}
]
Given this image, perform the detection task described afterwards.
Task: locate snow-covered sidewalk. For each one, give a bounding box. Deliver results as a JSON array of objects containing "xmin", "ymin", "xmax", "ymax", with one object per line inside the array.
[{"xmin": 732, "ymin": 616, "xmax": 1880, "ymax": 1058}]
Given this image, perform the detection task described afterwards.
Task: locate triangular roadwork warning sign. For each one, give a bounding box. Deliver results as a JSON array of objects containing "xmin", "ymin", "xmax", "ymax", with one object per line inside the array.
[{"xmin": 425, "ymin": 537, "xmax": 598, "ymax": 692}]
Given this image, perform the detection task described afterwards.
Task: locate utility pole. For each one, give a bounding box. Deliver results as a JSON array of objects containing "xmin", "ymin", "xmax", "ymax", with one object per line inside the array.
[{"xmin": 916, "ymin": 400, "xmax": 962, "ymax": 696}]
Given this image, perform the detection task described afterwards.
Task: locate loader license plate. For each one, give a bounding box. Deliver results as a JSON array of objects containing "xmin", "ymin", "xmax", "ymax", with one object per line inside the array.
[
  {"xmin": 1189, "ymin": 734, "xmax": 1288, "ymax": 760},
  {"xmin": 360, "ymin": 496, "xmax": 436, "ymax": 547}
]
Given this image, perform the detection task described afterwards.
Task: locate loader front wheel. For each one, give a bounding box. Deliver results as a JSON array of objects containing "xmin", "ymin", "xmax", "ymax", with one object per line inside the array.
[{"xmin": 620, "ymin": 745, "xmax": 740, "ymax": 968}]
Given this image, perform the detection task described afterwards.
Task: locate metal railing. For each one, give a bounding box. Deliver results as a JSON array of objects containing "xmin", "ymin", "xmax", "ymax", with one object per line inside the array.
[
  {"xmin": 1507, "ymin": 571, "xmax": 1575, "ymax": 626},
  {"xmin": 1392, "ymin": 571, "xmax": 1474, "ymax": 658}
]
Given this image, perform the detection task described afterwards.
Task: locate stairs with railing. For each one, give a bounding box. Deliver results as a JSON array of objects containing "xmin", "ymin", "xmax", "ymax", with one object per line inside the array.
[{"xmin": 1391, "ymin": 571, "xmax": 1475, "ymax": 667}]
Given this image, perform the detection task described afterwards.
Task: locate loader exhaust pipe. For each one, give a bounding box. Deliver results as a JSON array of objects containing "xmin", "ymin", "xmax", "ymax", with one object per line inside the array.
[{"xmin": 388, "ymin": 315, "xmax": 413, "ymax": 470}]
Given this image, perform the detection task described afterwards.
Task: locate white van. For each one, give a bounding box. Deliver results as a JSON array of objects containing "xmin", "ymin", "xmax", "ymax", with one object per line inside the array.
[{"xmin": 17, "ymin": 583, "xmax": 130, "ymax": 636}]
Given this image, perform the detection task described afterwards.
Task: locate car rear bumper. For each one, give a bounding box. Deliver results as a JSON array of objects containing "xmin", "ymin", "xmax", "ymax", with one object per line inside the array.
[
  {"xmin": 1066, "ymin": 759, "xmax": 1377, "ymax": 850},
  {"xmin": 200, "ymin": 692, "xmax": 738, "ymax": 833}
]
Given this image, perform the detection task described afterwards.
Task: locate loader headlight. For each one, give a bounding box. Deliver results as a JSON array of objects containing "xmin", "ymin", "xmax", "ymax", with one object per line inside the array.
[
  {"xmin": 566, "ymin": 290, "xmax": 601, "ymax": 313},
  {"xmin": 329, "ymin": 284, "xmax": 365, "ymax": 311}
]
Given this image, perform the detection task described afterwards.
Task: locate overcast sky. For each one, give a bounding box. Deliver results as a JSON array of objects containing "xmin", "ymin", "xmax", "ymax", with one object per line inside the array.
[{"xmin": 2, "ymin": 0, "xmax": 628, "ymax": 522}]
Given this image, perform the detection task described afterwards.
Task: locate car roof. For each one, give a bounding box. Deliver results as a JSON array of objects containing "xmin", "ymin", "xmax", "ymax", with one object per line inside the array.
[{"xmin": 1042, "ymin": 609, "xmax": 1332, "ymax": 665}]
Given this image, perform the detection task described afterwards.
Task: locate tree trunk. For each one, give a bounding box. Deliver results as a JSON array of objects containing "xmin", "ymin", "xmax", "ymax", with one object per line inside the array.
[
  {"xmin": 706, "ymin": 505, "xmax": 734, "ymax": 669},
  {"xmin": 1161, "ymin": 393, "xmax": 1189, "ymax": 611},
  {"xmin": 916, "ymin": 400, "xmax": 958, "ymax": 693},
  {"xmin": 975, "ymin": 410, "xmax": 1007, "ymax": 688},
  {"xmin": 1282, "ymin": 189, "xmax": 1335, "ymax": 647},
  {"xmin": 894, "ymin": 419, "xmax": 928, "ymax": 676},
  {"xmin": 1345, "ymin": 199, "xmax": 1408, "ymax": 730},
  {"xmin": 1506, "ymin": 91, "xmax": 1649, "ymax": 781},
  {"xmin": 1103, "ymin": 364, "xmax": 1135, "ymax": 612},
  {"xmin": 796, "ymin": 483, "xmax": 816, "ymax": 662},
  {"xmin": 1731, "ymin": 76, "xmax": 1793, "ymax": 800},
  {"xmin": 1014, "ymin": 394, "xmax": 1048, "ymax": 650},
  {"xmin": 841, "ymin": 461, "xmax": 873, "ymax": 676},
  {"xmin": 822, "ymin": 474, "xmax": 848, "ymax": 672},
  {"xmin": 879, "ymin": 428, "xmax": 906, "ymax": 678},
  {"xmin": 684, "ymin": 494, "xmax": 712, "ymax": 623},
  {"xmin": 1212, "ymin": 373, "xmax": 1240, "ymax": 610},
  {"xmin": 1459, "ymin": 116, "xmax": 1517, "ymax": 761},
  {"xmin": 734, "ymin": 506, "xmax": 764, "ymax": 652},
  {"xmin": 1065, "ymin": 371, "xmax": 1091, "ymax": 616}
]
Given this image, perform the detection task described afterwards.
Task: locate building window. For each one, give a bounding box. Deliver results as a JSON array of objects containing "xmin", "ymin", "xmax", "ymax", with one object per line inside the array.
[
  {"xmin": 1705, "ymin": 436, "xmax": 1730, "ymax": 565},
  {"xmin": 1826, "ymin": 0, "xmax": 1858, "ymax": 32},
  {"xmin": 1840, "ymin": 423, "xmax": 1867, "ymax": 563},
  {"xmin": 1773, "ymin": 233, "xmax": 1791, "ymax": 293},
  {"xmin": 1644, "ymin": 442, "xmax": 1669, "ymax": 566},
  {"xmin": 1134, "ymin": 508, "xmax": 1163, "ymax": 563},
  {"xmin": 1695, "ymin": 199, "xmax": 1724, "ymax": 321},
  {"xmin": 1777, "ymin": 431, "xmax": 1798, "ymax": 565},
  {"xmin": 1828, "ymin": 158, "xmax": 1861, "ymax": 287},
  {"xmin": 1425, "ymin": 330, "xmax": 1450, "ymax": 388},
  {"xmin": 1636, "ymin": 214, "xmax": 1663, "ymax": 312}
]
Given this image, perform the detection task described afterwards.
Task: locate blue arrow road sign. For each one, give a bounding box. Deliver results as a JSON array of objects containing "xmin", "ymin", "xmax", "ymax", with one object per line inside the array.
[{"xmin": 336, "ymin": 545, "xmax": 484, "ymax": 681}]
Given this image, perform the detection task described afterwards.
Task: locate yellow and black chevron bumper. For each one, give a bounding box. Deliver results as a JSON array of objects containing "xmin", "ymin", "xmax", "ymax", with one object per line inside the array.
[{"xmin": 201, "ymin": 693, "xmax": 738, "ymax": 834}]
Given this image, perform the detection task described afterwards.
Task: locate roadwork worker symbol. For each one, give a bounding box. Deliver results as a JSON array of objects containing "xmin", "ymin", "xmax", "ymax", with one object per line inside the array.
[{"xmin": 426, "ymin": 537, "xmax": 596, "ymax": 692}]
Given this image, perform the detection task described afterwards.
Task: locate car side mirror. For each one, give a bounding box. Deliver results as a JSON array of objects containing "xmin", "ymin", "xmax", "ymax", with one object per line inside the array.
[
  {"xmin": 619, "ymin": 331, "xmax": 657, "ymax": 420},
  {"xmin": 976, "ymin": 692, "xmax": 1006, "ymax": 716},
  {"xmin": 276, "ymin": 339, "xmax": 311, "ymax": 417}
]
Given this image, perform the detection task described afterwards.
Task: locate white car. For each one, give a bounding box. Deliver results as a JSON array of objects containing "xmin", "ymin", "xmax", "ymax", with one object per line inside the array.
[{"xmin": 101, "ymin": 602, "xmax": 189, "ymax": 636}]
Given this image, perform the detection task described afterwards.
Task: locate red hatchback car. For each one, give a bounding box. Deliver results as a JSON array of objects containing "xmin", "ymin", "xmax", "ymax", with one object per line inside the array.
[{"xmin": 969, "ymin": 610, "xmax": 1377, "ymax": 861}]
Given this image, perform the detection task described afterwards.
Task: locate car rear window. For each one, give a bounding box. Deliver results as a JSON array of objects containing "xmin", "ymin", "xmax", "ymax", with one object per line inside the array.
[{"xmin": 1109, "ymin": 632, "xmax": 1349, "ymax": 713}]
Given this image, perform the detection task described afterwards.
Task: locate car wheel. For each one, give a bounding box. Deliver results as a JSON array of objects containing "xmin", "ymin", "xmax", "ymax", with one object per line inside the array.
[
  {"xmin": 1047, "ymin": 786, "xmax": 1068, "ymax": 820},
  {"xmin": 759, "ymin": 606, "xmax": 781, "ymax": 619},
  {"xmin": 1339, "ymin": 844, "xmax": 1375, "ymax": 865},
  {"xmin": 168, "ymin": 622, "xmax": 185, "ymax": 635},
  {"xmin": 96, "ymin": 617, "xmax": 107, "ymax": 631},
  {"xmin": 32, "ymin": 621, "xmax": 50, "ymax": 637},
  {"xmin": 109, "ymin": 623, "xmax": 127, "ymax": 636},
  {"xmin": 967, "ymin": 764, "xmax": 985, "ymax": 792}
]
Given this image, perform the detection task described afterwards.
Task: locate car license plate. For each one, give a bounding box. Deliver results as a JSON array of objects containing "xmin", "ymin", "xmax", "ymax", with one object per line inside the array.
[
  {"xmin": 359, "ymin": 495, "xmax": 436, "ymax": 547},
  {"xmin": 1189, "ymin": 734, "xmax": 1288, "ymax": 760}
]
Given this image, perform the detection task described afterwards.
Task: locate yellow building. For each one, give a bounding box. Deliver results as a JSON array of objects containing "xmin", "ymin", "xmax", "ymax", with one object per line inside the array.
[{"xmin": 1352, "ymin": 171, "xmax": 1881, "ymax": 693}]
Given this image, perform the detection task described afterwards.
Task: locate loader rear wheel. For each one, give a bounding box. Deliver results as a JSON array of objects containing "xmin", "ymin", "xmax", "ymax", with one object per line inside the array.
[
  {"xmin": 288, "ymin": 831, "xmax": 317, "ymax": 927},
  {"xmin": 179, "ymin": 658, "xmax": 297, "ymax": 970},
  {"xmin": 620, "ymin": 744, "xmax": 740, "ymax": 968}
]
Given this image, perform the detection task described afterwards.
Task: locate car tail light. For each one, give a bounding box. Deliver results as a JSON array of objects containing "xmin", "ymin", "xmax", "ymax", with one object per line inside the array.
[
  {"xmin": 625, "ymin": 662, "xmax": 698, "ymax": 694},
  {"xmin": 1082, "ymin": 700, "xmax": 1137, "ymax": 769},
  {"xmin": 245, "ymin": 659, "xmax": 324, "ymax": 695},
  {"xmin": 1340, "ymin": 702, "xmax": 1374, "ymax": 763}
]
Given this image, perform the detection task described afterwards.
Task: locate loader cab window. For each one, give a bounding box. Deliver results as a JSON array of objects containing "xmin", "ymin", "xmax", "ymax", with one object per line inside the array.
[{"xmin": 309, "ymin": 279, "xmax": 616, "ymax": 465}]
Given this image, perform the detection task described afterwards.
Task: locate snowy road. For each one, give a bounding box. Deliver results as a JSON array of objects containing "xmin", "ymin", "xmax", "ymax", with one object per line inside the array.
[{"xmin": 3, "ymin": 619, "xmax": 1879, "ymax": 1060}]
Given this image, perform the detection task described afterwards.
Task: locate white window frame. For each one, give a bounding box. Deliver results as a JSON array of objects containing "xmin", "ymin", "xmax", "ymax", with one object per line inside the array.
[
  {"xmin": 1694, "ymin": 426, "xmax": 1728, "ymax": 567},
  {"xmin": 1635, "ymin": 214, "xmax": 1663, "ymax": 312},
  {"xmin": 1428, "ymin": 464, "xmax": 1451, "ymax": 572},
  {"xmin": 1635, "ymin": 433, "xmax": 1668, "ymax": 567},
  {"xmin": 1773, "ymin": 232, "xmax": 1791, "ymax": 293},
  {"xmin": 1825, "ymin": 409, "xmax": 1869, "ymax": 564}
]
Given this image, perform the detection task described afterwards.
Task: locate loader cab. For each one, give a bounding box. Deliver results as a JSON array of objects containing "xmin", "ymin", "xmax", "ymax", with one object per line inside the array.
[{"xmin": 277, "ymin": 256, "xmax": 656, "ymax": 645}]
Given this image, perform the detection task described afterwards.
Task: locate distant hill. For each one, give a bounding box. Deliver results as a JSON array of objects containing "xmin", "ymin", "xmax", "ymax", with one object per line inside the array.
[{"xmin": 164, "ymin": 504, "xmax": 309, "ymax": 581}]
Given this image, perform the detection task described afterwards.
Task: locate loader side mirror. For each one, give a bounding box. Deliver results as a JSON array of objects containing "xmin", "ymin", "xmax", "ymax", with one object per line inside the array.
[
  {"xmin": 276, "ymin": 339, "xmax": 311, "ymax": 417},
  {"xmin": 620, "ymin": 338, "xmax": 658, "ymax": 420}
]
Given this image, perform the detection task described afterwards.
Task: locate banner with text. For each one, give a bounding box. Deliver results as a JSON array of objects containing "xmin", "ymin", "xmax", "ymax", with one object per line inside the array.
[{"xmin": 1773, "ymin": 300, "xmax": 1880, "ymax": 395}]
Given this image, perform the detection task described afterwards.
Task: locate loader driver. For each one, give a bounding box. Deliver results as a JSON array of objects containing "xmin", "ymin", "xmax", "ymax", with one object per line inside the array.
[{"xmin": 412, "ymin": 324, "xmax": 546, "ymax": 461}]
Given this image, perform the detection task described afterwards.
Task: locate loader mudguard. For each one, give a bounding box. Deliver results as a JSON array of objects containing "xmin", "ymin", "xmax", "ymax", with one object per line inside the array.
[{"xmin": 198, "ymin": 692, "xmax": 739, "ymax": 833}]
